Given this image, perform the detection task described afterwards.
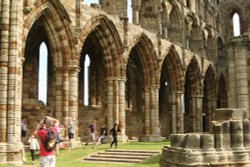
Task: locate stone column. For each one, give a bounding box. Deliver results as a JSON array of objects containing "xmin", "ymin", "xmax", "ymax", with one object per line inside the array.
[
  {"xmin": 235, "ymin": 43, "xmax": 249, "ymax": 113},
  {"xmin": 170, "ymin": 92, "xmax": 177, "ymax": 134},
  {"xmin": 54, "ymin": 68, "xmax": 64, "ymax": 120},
  {"xmin": 69, "ymin": 68, "xmax": 79, "ymax": 139},
  {"xmin": 171, "ymin": 91, "xmax": 184, "ymax": 134},
  {"xmin": 113, "ymin": 78, "xmax": 119, "ymax": 124},
  {"xmin": 131, "ymin": 0, "xmax": 141, "ymax": 25},
  {"xmin": 62, "ymin": 68, "xmax": 70, "ymax": 122},
  {"xmin": 151, "ymin": 86, "xmax": 159, "ymax": 136},
  {"xmin": 118, "ymin": 77, "xmax": 127, "ymax": 141},
  {"xmin": 0, "ymin": 0, "xmax": 10, "ymax": 148},
  {"xmin": 144, "ymin": 87, "xmax": 151, "ymax": 136},
  {"xmin": 106, "ymin": 78, "xmax": 114, "ymax": 132},
  {"xmin": 191, "ymin": 96, "xmax": 203, "ymax": 132},
  {"xmin": 207, "ymin": 99, "xmax": 217, "ymax": 132}
]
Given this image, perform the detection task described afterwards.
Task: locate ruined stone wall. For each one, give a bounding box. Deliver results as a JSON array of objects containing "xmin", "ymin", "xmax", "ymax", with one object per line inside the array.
[{"xmin": 160, "ymin": 108, "xmax": 250, "ymax": 167}]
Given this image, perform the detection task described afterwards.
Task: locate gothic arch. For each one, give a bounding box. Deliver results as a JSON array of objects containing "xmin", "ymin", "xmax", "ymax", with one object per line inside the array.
[
  {"xmin": 168, "ymin": 3, "xmax": 182, "ymax": 44},
  {"xmin": 223, "ymin": 3, "xmax": 243, "ymax": 37},
  {"xmin": 217, "ymin": 74, "xmax": 228, "ymax": 108},
  {"xmin": 78, "ymin": 15, "xmax": 123, "ymax": 77},
  {"xmin": 125, "ymin": 33, "xmax": 159, "ymax": 139},
  {"xmin": 203, "ymin": 65, "xmax": 217, "ymax": 132},
  {"xmin": 184, "ymin": 57, "xmax": 203, "ymax": 133},
  {"xmin": 23, "ymin": 1, "xmax": 74, "ymax": 67},
  {"xmin": 127, "ymin": 33, "xmax": 159, "ymax": 87},
  {"xmin": 203, "ymin": 26, "xmax": 216, "ymax": 61},
  {"xmin": 159, "ymin": 46, "xmax": 185, "ymax": 136}
]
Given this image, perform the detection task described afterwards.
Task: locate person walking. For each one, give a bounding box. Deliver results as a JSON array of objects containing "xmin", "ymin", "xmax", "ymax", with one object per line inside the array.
[
  {"xmin": 67, "ymin": 117, "xmax": 74, "ymax": 149},
  {"xmin": 21, "ymin": 118, "xmax": 28, "ymax": 138},
  {"xmin": 28, "ymin": 134, "xmax": 39, "ymax": 164},
  {"xmin": 96, "ymin": 125, "xmax": 107, "ymax": 145},
  {"xmin": 34, "ymin": 116, "xmax": 58, "ymax": 167},
  {"xmin": 110, "ymin": 123, "xmax": 121, "ymax": 149},
  {"xmin": 85, "ymin": 120, "xmax": 97, "ymax": 148}
]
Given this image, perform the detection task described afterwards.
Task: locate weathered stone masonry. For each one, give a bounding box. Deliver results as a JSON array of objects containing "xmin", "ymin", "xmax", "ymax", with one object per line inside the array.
[{"xmin": 1, "ymin": 0, "xmax": 250, "ymax": 164}]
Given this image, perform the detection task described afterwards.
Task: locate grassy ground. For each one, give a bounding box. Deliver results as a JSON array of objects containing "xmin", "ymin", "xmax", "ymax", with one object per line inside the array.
[{"xmin": 0, "ymin": 140, "xmax": 169, "ymax": 167}]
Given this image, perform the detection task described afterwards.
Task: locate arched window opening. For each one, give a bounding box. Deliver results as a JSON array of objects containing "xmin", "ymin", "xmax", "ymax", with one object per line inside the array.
[
  {"xmin": 38, "ymin": 42, "xmax": 48, "ymax": 104},
  {"xmin": 84, "ymin": 54, "xmax": 90, "ymax": 106},
  {"xmin": 233, "ymin": 13, "xmax": 241, "ymax": 36},
  {"xmin": 186, "ymin": 0, "xmax": 191, "ymax": 8},
  {"xmin": 128, "ymin": 0, "xmax": 132, "ymax": 22}
]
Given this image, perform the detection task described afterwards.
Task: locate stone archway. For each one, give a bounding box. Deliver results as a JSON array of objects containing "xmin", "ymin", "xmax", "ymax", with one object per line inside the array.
[
  {"xmin": 126, "ymin": 33, "xmax": 161, "ymax": 141},
  {"xmin": 78, "ymin": 15, "xmax": 124, "ymax": 140},
  {"xmin": 22, "ymin": 1, "xmax": 75, "ymax": 136},
  {"xmin": 184, "ymin": 58, "xmax": 202, "ymax": 133},
  {"xmin": 159, "ymin": 47, "xmax": 184, "ymax": 137},
  {"xmin": 202, "ymin": 65, "xmax": 217, "ymax": 132},
  {"xmin": 217, "ymin": 74, "xmax": 228, "ymax": 108}
]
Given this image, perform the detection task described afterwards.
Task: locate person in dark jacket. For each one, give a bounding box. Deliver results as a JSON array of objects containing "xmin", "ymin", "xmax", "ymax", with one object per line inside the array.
[{"xmin": 109, "ymin": 123, "xmax": 121, "ymax": 148}]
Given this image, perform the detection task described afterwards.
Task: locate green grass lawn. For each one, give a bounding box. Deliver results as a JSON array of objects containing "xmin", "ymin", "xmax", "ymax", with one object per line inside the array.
[{"xmin": 0, "ymin": 140, "xmax": 169, "ymax": 167}]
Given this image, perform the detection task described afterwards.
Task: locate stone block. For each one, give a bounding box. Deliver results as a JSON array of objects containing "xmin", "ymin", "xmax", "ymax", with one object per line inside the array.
[
  {"xmin": 186, "ymin": 134, "xmax": 201, "ymax": 149},
  {"xmin": 243, "ymin": 120, "xmax": 250, "ymax": 133},
  {"xmin": 214, "ymin": 108, "xmax": 247, "ymax": 121},
  {"xmin": 201, "ymin": 134, "xmax": 215, "ymax": 150},
  {"xmin": 170, "ymin": 134, "xmax": 186, "ymax": 147}
]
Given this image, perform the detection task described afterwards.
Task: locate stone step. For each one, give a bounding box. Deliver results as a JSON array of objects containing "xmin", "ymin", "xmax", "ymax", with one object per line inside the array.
[
  {"xmin": 93, "ymin": 153, "xmax": 150, "ymax": 159},
  {"xmin": 84, "ymin": 157, "xmax": 142, "ymax": 163},
  {"xmin": 106, "ymin": 149, "xmax": 161, "ymax": 154},
  {"xmin": 83, "ymin": 149, "xmax": 161, "ymax": 164},
  {"xmin": 98, "ymin": 151, "xmax": 157, "ymax": 156}
]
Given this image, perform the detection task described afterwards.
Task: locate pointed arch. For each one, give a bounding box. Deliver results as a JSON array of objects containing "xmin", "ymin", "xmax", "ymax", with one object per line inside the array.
[
  {"xmin": 184, "ymin": 57, "xmax": 203, "ymax": 133},
  {"xmin": 78, "ymin": 15, "xmax": 123, "ymax": 77},
  {"xmin": 23, "ymin": 1, "xmax": 74, "ymax": 67},
  {"xmin": 161, "ymin": 46, "xmax": 184, "ymax": 92},
  {"xmin": 203, "ymin": 65, "xmax": 217, "ymax": 132},
  {"xmin": 217, "ymin": 74, "xmax": 228, "ymax": 108},
  {"xmin": 168, "ymin": 3, "xmax": 182, "ymax": 44},
  {"xmin": 127, "ymin": 33, "xmax": 159, "ymax": 87},
  {"xmin": 223, "ymin": 3, "xmax": 242, "ymax": 37},
  {"xmin": 159, "ymin": 45, "xmax": 185, "ymax": 136}
]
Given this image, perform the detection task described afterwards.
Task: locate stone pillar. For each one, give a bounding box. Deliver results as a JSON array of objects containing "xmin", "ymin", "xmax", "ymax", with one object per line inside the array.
[
  {"xmin": 243, "ymin": 120, "xmax": 250, "ymax": 147},
  {"xmin": 54, "ymin": 68, "xmax": 63, "ymax": 120},
  {"xmin": 106, "ymin": 78, "xmax": 114, "ymax": 132},
  {"xmin": 113, "ymin": 79, "xmax": 119, "ymax": 124},
  {"xmin": 171, "ymin": 91, "xmax": 185, "ymax": 134},
  {"xmin": 231, "ymin": 120, "xmax": 244, "ymax": 149},
  {"xmin": 140, "ymin": 87, "xmax": 163, "ymax": 142},
  {"xmin": 227, "ymin": 38, "xmax": 249, "ymax": 113},
  {"xmin": 177, "ymin": 92, "xmax": 184, "ymax": 133},
  {"xmin": 191, "ymin": 96, "xmax": 203, "ymax": 132},
  {"xmin": 69, "ymin": 68, "xmax": 79, "ymax": 139},
  {"xmin": 118, "ymin": 78, "xmax": 127, "ymax": 141},
  {"xmin": 0, "ymin": 0, "xmax": 10, "ymax": 147},
  {"xmin": 144, "ymin": 87, "xmax": 150, "ymax": 136},
  {"xmin": 62, "ymin": 68, "xmax": 70, "ymax": 121},
  {"xmin": 132, "ymin": 0, "xmax": 141, "ymax": 25},
  {"xmin": 207, "ymin": 99, "xmax": 217, "ymax": 132},
  {"xmin": 170, "ymin": 92, "xmax": 177, "ymax": 134}
]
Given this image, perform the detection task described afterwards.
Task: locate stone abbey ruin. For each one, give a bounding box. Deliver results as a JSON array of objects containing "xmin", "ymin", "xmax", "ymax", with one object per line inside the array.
[{"xmin": 1, "ymin": 0, "xmax": 250, "ymax": 165}]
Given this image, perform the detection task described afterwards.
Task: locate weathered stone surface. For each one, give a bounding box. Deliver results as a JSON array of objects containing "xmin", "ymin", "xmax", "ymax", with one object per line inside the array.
[{"xmin": 214, "ymin": 108, "xmax": 247, "ymax": 121}]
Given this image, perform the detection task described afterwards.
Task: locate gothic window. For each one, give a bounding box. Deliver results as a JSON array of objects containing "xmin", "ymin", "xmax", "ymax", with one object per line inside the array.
[
  {"xmin": 232, "ymin": 12, "xmax": 241, "ymax": 36},
  {"xmin": 38, "ymin": 42, "xmax": 48, "ymax": 104},
  {"xmin": 186, "ymin": 0, "xmax": 191, "ymax": 8},
  {"xmin": 84, "ymin": 55, "xmax": 90, "ymax": 106}
]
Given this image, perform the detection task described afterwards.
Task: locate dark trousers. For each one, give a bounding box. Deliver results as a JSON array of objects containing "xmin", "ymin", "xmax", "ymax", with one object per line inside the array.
[
  {"xmin": 110, "ymin": 136, "xmax": 118, "ymax": 148},
  {"xmin": 30, "ymin": 149, "xmax": 35, "ymax": 161}
]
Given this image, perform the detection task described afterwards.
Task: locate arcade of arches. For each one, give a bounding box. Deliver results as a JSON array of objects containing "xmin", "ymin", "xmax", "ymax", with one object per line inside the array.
[{"xmin": 2, "ymin": 0, "xmax": 250, "ymax": 164}]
